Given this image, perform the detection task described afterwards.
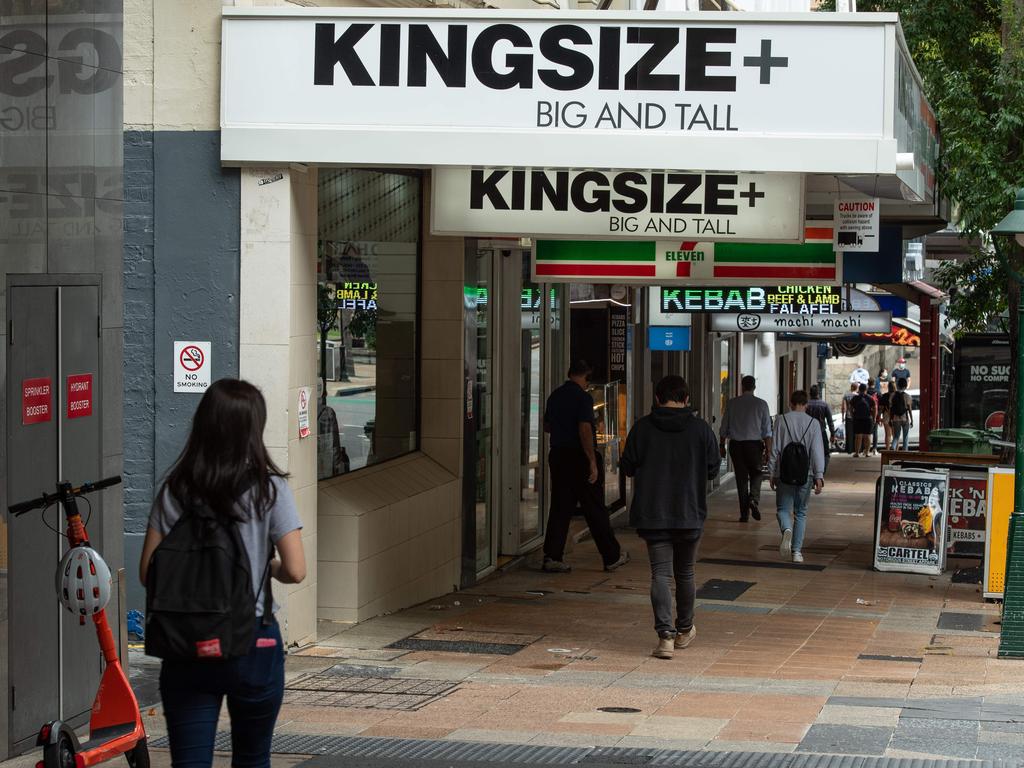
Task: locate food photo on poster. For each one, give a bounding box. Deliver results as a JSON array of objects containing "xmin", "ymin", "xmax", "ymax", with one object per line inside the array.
[{"xmin": 874, "ymin": 468, "xmax": 948, "ymax": 575}]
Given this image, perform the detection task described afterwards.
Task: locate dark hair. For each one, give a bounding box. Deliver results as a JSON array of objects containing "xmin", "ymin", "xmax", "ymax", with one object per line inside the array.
[
  {"xmin": 858, "ymin": 383, "xmax": 867, "ymax": 394},
  {"xmin": 790, "ymin": 389, "xmax": 808, "ymax": 406},
  {"xmin": 896, "ymin": 378, "xmax": 908, "ymax": 390},
  {"xmin": 161, "ymin": 379, "xmax": 286, "ymax": 523},
  {"xmin": 741, "ymin": 375, "xmax": 756, "ymax": 391},
  {"xmin": 655, "ymin": 375, "xmax": 690, "ymax": 405},
  {"xmin": 850, "ymin": 383, "xmax": 858, "ymax": 390},
  {"xmin": 868, "ymin": 377, "xmax": 876, "ymax": 387},
  {"xmin": 568, "ymin": 359, "xmax": 593, "ymax": 379},
  {"xmin": 888, "ymin": 380, "xmax": 896, "ymax": 392},
  {"xmin": 809, "ymin": 385, "xmax": 820, "ymax": 399}
]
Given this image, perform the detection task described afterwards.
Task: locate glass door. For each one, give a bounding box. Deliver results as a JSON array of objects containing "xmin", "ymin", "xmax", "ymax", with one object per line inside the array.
[
  {"xmin": 471, "ymin": 247, "xmax": 496, "ymax": 574},
  {"xmin": 518, "ymin": 274, "xmax": 543, "ymax": 546}
]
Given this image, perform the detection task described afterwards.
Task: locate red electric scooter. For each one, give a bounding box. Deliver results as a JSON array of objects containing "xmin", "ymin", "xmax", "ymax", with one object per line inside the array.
[{"xmin": 9, "ymin": 476, "xmax": 149, "ymax": 768}]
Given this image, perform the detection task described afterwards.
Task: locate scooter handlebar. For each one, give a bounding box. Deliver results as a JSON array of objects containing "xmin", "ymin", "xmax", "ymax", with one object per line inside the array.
[{"xmin": 7, "ymin": 475, "xmax": 122, "ymax": 516}]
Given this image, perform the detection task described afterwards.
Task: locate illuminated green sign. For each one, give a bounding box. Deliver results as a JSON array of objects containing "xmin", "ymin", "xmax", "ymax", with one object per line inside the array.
[{"xmin": 660, "ymin": 285, "xmax": 842, "ymax": 314}]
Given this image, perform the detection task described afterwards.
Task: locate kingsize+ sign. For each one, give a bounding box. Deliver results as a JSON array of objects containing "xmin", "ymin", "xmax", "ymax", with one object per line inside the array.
[
  {"xmin": 221, "ymin": 9, "xmax": 895, "ymax": 170},
  {"xmin": 432, "ymin": 168, "xmax": 803, "ymax": 242}
]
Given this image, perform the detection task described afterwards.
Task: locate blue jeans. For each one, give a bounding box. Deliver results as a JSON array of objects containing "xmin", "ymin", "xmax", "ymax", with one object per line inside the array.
[
  {"xmin": 891, "ymin": 421, "xmax": 910, "ymax": 450},
  {"xmin": 776, "ymin": 479, "xmax": 813, "ymax": 554},
  {"xmin": 160, "ymin": 620, "xmax": 285, "ymax": 768}
]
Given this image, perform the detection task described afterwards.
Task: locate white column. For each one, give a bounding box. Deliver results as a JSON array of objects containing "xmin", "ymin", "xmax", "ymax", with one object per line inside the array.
[{"xmin": 239, "ymin": 166, "xmax": 318, "ymax": 646}]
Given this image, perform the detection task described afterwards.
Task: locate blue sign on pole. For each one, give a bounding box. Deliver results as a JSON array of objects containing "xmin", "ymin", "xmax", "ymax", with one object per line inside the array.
[{"xmin": 649, "ymin": 326, "xmax": 691, "ymax": 351}]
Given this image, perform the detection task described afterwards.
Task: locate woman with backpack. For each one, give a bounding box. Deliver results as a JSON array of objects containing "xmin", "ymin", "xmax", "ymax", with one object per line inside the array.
[
  {"xmin": 768, "ymin": 390, "xmax": 825, "ymax": 564},
  {"xmin": 139, "ymin": 379, "xmax": 306, "ymax": 768}
]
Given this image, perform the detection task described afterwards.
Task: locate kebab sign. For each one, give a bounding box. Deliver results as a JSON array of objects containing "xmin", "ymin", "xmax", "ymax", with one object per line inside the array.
[{"xmin": 874, "ymin": 467, "xmax": 948, "ymax": 575}]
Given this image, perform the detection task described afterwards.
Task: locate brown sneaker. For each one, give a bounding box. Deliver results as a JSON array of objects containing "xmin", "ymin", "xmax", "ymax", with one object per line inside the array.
[
  {"xmin": 674, "ymin": 626, "xmax": 697, "ymax": 649},
  {"xmin": 652, "ymin": 635, "xmax": 674, "ymax": 659}
]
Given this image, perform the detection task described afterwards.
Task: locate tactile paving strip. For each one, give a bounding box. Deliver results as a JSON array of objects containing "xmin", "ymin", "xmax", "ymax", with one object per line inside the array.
[{"xmin": 149, "ymin": 733, "xmax": 1018, "ymax": 768}]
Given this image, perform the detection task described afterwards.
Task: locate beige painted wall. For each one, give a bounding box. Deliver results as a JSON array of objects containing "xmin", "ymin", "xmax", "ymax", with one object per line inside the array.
[
  {"xmin": 239, "ymin": 166, "xmax": 319, "ymax": 646},
  {"xmin": 317, "ymin": 174, "xmax": 466, "ymax": 624}
]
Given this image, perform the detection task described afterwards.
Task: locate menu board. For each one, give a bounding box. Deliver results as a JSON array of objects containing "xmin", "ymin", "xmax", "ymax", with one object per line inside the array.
[
  {"xmin": 874, "ymin": 467, "xmax": 948, "ymax": 575},
  {"xmin": 946, "ymin": 470, "xmax": 988, "ymax": 557}
]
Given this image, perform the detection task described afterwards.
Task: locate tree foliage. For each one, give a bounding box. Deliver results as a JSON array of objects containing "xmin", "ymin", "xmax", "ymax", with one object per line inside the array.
[{"xmin": 822, "ymin": 0, "xmax": 1024, "ymax": 333}]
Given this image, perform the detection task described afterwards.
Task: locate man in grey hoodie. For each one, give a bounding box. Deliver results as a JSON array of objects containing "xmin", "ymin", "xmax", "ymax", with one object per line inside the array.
[
  {"xmin": 621, "ymin": 375, "xmax": 720, "ymax": 660},
  {"xmin": 768, "ymin": 390, "xmax": 825, "ymax": 564}
]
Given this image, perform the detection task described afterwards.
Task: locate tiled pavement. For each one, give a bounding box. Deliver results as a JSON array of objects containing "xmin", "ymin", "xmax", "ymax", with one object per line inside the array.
[{"xmin": 133, "ymin": 454, "xmax": 1022, "ymax": 764}]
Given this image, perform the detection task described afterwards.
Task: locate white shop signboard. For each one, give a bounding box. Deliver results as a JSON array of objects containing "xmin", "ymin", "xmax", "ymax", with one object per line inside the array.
[
  {"xmin": 710, "ymin": 311, "xmax": 892, "ymax": 334},
  {"xmin": 432, "ymin": 168, "xmax": 804, "ymax": 242},
  {"xmin": 220, "ymin": 9, "xmax": 908, "ymax": 172}
]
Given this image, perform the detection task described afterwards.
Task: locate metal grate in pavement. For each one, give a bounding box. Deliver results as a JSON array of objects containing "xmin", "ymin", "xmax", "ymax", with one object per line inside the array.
[
  {"xmin": 282, "ymin": 673, "xmax": 458, "ymax": 710},
  {"xmin": 387, "ymin": 637, "xmax": 528, "ymax": 655},
  {"xmin": 700, "ymin": 557, "xmax": 827, "ymax": 572},
  {"xmin": 696, "ymin": 579, "xmax": 756, "ymax": 601},
  {"xmin": 149, "ymin": 733, "xmax": 1020, "ymax": 768}
]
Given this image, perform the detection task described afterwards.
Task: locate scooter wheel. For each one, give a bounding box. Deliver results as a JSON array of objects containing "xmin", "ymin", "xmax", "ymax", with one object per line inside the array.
[
  {"xmin": 125, "ymin": 739, "xmax": 149, "ymax": 768},
  {"xmin": 43, "ymin": 733, "xmax": 76, "ymax": 768}
]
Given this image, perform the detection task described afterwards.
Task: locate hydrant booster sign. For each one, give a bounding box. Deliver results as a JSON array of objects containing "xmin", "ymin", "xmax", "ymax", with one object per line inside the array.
[{"xmin": 874, "ymin": 468, "xmax": 948, "ymax": 575}]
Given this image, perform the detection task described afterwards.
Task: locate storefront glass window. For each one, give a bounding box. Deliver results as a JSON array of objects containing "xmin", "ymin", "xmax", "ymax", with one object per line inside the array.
[{"xmin": 316, "ymin": 169, "xmax": 420, "ymax": 479}]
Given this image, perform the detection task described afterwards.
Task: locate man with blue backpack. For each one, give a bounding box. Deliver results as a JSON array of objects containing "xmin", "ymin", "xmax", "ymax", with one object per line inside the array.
[{"xmin": 768, "ymin": 390, "xmax": 826, "ymax": 564}]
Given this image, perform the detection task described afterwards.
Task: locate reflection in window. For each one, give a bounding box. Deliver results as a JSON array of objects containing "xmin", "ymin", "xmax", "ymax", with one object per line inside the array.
[{"xmin": 316, "ymin": 169, "xmax": 421, "ymax": 479}]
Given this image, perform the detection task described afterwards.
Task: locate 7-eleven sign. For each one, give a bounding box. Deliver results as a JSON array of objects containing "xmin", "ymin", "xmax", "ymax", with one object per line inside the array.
[{"xmin": 534, "ymin": 223, "xmax": 842, "ymax": 286}]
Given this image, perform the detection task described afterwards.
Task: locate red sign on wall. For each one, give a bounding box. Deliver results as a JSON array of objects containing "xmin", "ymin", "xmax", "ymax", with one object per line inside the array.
[
  {"xmin": 22, "ymin": 377, "xmax": 52, "ymax": 425},
  {"xmin": 67, "ymin": 374, "xmax": 93, "ymax": 419}
]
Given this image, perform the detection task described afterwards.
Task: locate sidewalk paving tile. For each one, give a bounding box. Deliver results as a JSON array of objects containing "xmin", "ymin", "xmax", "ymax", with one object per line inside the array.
[{"xmin": 796, "ymin": 724, "xmax": 894, "ymax": 755}]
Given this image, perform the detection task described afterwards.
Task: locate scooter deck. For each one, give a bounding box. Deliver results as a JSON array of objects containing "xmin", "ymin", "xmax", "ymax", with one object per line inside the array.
[{"xmin": 78, "ymin": 723, "xmax": 135, "ymax": 753}]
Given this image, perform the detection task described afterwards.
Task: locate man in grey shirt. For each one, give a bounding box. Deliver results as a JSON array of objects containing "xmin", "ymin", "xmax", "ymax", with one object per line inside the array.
[
  {"xmin": 719, "ymin": 375, "xmax": 773, "ymax": 523},
  {"xmin": 768, "ymin": 389, "xmax": 825, "ymax": 564}
]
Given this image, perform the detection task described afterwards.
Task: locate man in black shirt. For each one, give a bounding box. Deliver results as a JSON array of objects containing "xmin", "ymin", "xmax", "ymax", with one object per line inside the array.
[
  {"xmin": 805, "ymin": 385, "xmax": 836, "ymax": 473},
  {"xmin": 542, "ymin": 360, "xmax": 629, "ymax": 574}
]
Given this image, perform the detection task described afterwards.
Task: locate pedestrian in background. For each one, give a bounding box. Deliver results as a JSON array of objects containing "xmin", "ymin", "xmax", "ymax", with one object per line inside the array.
[
  {"xmin": 879, "ymin": 380, "xmax": 896, "ymax": 451},
  {"xmin": 889, "ymin": 378, "xmax": 914, "ymax": 451},
  {"xmin": 719, "ymin": 375, "xmax": 772, "ymax": 523},
  {"xmin": 841, "ymin": 383, "xmax": 859, "ymax": 454},
  {"xmin": 621, "ymin": 375, "xmax": 719, "ymax": 660},
  {"xmin": 542, "ymin": 360, "xmax": 629, "ymax": 574},
  {"xmin": 851, "ymin": 383, "xmax": 876, "ymax": 457},
  {"xmin": 892, "ymin": 357, "xmax": 912, "ymax": 388},
  {"xmin": 805, "ymin": 385, "xmax": 835, "ymax": 473},
  {"xmin": 768, "ymin": 389, "xmax": 825, "ymax": 564},
  {"xmin": 140, "ymin": 379, "xmax": 307, "ymax": 768},
  {"xmin": 866, "ymin": 377, "xmax": 880, "ymax": 456}
]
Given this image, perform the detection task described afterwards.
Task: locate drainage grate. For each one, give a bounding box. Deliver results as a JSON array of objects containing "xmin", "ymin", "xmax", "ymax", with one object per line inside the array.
[
  {"xmin": 148, "ymin": 734, "xmax": 1018, "ymax": 768},
  {"xmin": 283, "ymin": 674, "xmax": 458, "ymax": 710},
  {"xmin": 696, "ymin": 579, "xmax": 755, "ymax": 601},
  {"xmin": 937, "ymin": 612, "xmax": 989, "ymax": 632},
  {"xmin": 858, "ymin": 654, "xmax": 924, "ymax": 663},
  {"xmin": 387, "ymin": 638, "xmax": 527, "ymax": 655}
]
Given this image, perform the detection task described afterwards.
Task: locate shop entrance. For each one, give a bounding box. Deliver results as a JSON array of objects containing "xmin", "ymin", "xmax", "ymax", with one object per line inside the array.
[{"xmin": 465, "ymin": 244, "xmax": 567, "ymax": 579}]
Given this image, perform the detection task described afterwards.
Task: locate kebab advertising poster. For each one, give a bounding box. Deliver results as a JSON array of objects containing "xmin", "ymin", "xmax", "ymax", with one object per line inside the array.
[
  {"xmin": 875, "ymin": 468, "xmax": 949, "ymax": 575},
  {"xmin": 946, "ymin": 470, "xmax": 988, "ymax": 557}
]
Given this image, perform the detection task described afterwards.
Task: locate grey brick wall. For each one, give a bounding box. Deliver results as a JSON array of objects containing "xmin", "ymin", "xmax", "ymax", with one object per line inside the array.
[
  {"xmin": 123, "ymin": 131, "xmax": 156, "ymax": 535},
  {"xmin": 122, "ymin": 130, "xmax": 240, "ymax": 610}
]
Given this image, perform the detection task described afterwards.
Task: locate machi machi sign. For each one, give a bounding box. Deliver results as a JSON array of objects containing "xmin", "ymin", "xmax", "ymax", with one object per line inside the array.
[
  {"xmin": 533, "ymin": 224, "xmax": 840, "ymax": 285},
  {"xmin": 431, "ymin": 168, "xmax": 804, "ymax": 242},
  {"xmin": 221, "ymin": 9, "xmax": 931, "ymax": 177},
  {"xmin": 710, "ymin": 311, "xmax": 892, "ymax": 334}
]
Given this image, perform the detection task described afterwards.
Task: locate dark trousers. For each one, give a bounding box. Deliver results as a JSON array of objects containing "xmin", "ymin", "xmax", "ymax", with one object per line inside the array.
[
  {"xmin": 160, "ymin": 620, "xmax": 285, "ymax": 768},
  {"xmin": 644, "ymin": 530, "xmax": 702, "ymax": 636},
  {"xmin": 543, "ymin": 445, "xmax": 621, "ymax": 566},
  {"xmin": 728, "ymin": 440, "xmax": 764, "ymax": 520},
  {"xmin": 844, "ymin": 418, "xmax": 854, "ymax": 453}
]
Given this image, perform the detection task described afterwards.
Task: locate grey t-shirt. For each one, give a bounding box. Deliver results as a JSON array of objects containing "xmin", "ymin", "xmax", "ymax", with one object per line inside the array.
[{"xmin": 149, "ymin": 475, "xmax": 303, "ymax": 616}]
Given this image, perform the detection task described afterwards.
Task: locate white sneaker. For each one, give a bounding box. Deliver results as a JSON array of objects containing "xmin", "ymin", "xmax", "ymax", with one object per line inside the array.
[
  {"xmin": 780, "ymin": 529, "xmax": 793, "ymax": 558},
  {"xmin": 543, "ymin": 558, "xmax": 572, "ymax": 573},
  {"xmin": 605, "ymin": 550, "xmax": 631, "ymax": 572},
  {"xmin": 793, "ymin": 551, "xmax": 804, "ymax": 563}
]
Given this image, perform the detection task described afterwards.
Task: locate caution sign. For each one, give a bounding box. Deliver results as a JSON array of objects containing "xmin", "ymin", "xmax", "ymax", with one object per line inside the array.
[
  {"xmin": 66, "ymin": 374, "xmax": 93, "ymax": 419},
  {"xmin": 173, "ymin": 341, "xmax": 212, "ymax": 393},
  {"xmin": 22, "ymin": 377, "xmax": 52, "ymax": 425}
]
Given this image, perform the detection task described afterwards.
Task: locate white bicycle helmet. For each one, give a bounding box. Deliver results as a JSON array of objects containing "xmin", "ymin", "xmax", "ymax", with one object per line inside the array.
[{"xmin": 56, "ymin": 545, "xmax": 112, "ymax": 616}]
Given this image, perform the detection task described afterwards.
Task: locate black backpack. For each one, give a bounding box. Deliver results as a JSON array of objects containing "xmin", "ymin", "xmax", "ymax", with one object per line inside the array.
[
  {"xmin": 145, "ymin": 509, "xmax": 271, "ymax": 661},
  {"xmin": 779, "ymin": 415, "xmax": 814, "ymax": 486},
  {"xmin": 890, "ymin": 391, "xmax": 909, "ymax": 417}
]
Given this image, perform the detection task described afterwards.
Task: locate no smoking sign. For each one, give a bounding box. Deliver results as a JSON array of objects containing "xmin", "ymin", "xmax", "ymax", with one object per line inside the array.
[{"xmin": 173, "ymin": 341, "xmax": 212, "ymax": 393}]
